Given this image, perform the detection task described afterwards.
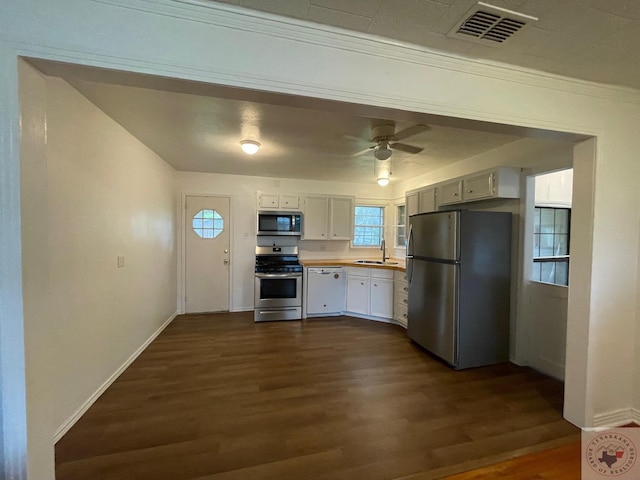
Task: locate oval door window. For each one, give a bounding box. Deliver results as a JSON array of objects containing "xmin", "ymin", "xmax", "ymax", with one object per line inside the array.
[{"xmin": 193, "ymin": 209, "xmax": 224, "ymax": 239}]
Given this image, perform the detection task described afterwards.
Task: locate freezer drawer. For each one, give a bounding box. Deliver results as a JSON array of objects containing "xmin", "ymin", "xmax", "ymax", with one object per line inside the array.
[{"xmin": 407, "ymin": 259, "xmax": 458, "ymax": 366}]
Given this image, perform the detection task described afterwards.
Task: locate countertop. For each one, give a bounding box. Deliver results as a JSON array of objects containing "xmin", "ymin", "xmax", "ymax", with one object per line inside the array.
[{"xmin": 300, "ymin": 258, "xmax": 406, "ymax": 272}]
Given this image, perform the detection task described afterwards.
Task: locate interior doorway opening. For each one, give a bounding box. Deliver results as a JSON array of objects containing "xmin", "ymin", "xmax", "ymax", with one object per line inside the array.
[{"xmin": 523, "ymin": 168, "xmax": 573, "ymax": 380}]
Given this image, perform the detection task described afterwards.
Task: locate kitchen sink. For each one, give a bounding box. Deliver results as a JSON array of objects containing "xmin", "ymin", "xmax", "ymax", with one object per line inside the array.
[{"xmin": 353, "ymin": 259, "xmax": 399, "ymax": 265}]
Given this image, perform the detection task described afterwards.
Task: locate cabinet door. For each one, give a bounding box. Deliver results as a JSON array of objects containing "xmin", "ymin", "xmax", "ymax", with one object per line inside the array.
[
  {"xmin": 258, "ymin": 193, "xmax": 279, "ymax": 209},
  {"xmin": 347, "ymin": 275, "xmax": 369, "ymax": 315},
  {"xmin": 370, "ymin": 278, "xmax": 393, "ymax": 318},
  {"xmin": 438, "ymin": 180, "xmax": 462, "ymax": 206},
  {"xmin": 280, "ymin": 194, "xmax": 299, "ymax": 210},
  {"xmin": 329, "ymin": 197, "xmax": 354, "ymax": 240},
  {"xmin": 406, "ymin": 192, "xmax": 419, "ymax": 233},
  {"xmin": 463, "ymin": 172, "xmax": 494, "ymax": 201},
  {"xmin": 303, "ymin": 196, "xmax": 329, "ymax": 239},
  {"xmin": 418, "ymin": 187, "xmax": 436, "ymax": 213}
]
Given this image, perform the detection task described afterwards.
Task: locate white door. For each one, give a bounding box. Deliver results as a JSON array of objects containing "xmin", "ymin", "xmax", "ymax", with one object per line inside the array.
[{"xmin": 185, "ymin": 195, "xmax": 230, "ymax": 313}]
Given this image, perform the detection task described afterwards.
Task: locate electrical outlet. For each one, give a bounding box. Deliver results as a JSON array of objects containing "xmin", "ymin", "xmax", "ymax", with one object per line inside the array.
[{"xmin": 117, "ymin": 256, "xmax": 125, "ymax": 268}]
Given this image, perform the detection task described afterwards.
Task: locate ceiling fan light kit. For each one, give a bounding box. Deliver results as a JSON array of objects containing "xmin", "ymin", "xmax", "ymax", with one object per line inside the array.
[
  {"xmin": 374, "ymin": 142, "xmax": 392, "ymax": 160},
  {"xmin": 240, "ymin": 140, "xmax": 260, "ymax": 155},
  {"xmin": 375, "ymin": 158, "xmax": 391, "ymax": 186}
]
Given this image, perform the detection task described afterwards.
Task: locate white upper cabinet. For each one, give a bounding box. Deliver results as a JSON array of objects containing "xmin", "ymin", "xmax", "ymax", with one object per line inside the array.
[
  {"xmin": 258, "ymin": 192, "xmax": 279, "ymax": 209},
  {"xmin": 463, "ymin": 172, "xmax": 494, "ymax": 201},
  {"xmin": 418, "ymin": 187, "xmax": 436, "ymax": 213},
  {"xmin": 280, "ymin": 194, "xmax": 299, "ymax": 210},
  {"xmin": 437, "ymin": 180, "xmax": 463, "ymax": 205},
  {"xmin": 329, "ymin": 196, "xmax": 354, "ymax": 240},
  {"xmin": 257, "ymin": 192, "xmax": 300, "ymax": 210},
  {"xmin": 535, "ymin": 169, "xmax": 573, "ymax": 207},
  {"xmin": 434, "ymin": 167, "xmax": 520, "ymax": 208},
  {"xmin": 303, "ymin": 196, "xmax": 330, "ymax": 239},
  {"xmin": 302, "ymin": 195, "xmax": 354, "ymax": 240}
]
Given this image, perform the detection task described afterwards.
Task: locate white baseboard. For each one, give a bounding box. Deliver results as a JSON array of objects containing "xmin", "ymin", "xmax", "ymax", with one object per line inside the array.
[
  {"xmin": 54, "ymin": 311, "xmax": 178, "ymax": 442},
  {"xmin": 592, "ymin": 408, "xmax": 638, "ymax": 428},
  {"xmin": 528, "ymin": 357, "xmax": 565, "ymax": 381}
]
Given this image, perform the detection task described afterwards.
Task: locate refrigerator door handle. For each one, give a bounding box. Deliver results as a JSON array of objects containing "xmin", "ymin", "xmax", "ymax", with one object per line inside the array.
[{"xmin": 406, "ymin": 224, "xmax": 414, "ymax": 285}]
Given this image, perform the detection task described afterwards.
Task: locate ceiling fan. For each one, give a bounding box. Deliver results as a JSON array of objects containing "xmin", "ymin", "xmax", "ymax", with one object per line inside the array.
[{"xmin": 350, "ymin": 122, "xmax": 429, "ymax": 160}]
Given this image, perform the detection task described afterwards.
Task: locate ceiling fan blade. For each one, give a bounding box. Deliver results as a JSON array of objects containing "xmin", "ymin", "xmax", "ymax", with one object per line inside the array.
[
  {"xmin": 390, "ymin": 142, "xmax": 423, "ymax": 154},
  {"xmin": 342, "ymin": 134, "xmax": 367, "ymax": 142},
  {"xmin": 351, "ymin": 146, "xmax": 374, "ymax": 157},
  {"xmin": 392, "ymin": 124, "xmax": 429, "ymax": 141}
]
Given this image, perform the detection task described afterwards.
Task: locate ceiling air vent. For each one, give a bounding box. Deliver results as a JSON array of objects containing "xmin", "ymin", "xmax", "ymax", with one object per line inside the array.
[{"xmin": 447, "ymin": 2, "xmax": 537, "ymax": 46}]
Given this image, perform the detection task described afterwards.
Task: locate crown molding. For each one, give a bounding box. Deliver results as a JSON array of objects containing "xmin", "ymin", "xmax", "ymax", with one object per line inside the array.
[{"xmin": 92, "ymin": 0, "xmax": 640, "ymax": 105}]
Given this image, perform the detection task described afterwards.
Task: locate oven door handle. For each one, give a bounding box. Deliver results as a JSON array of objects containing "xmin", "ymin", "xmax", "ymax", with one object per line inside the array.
[{"xmin": 255, "ymin": 273, "xmax": 302, "ymax": 278}]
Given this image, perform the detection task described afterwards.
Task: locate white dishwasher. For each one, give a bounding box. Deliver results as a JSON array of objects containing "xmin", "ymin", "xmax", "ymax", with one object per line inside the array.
[{"xmin": 306, "ymin": 267, "xmax": 346, "ymax": 316}]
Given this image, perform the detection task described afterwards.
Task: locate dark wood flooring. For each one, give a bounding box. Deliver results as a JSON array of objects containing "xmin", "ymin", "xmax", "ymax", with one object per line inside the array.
[{"xmin": 55, "ymin": 313, "xmax": 580, "ymax": 480}]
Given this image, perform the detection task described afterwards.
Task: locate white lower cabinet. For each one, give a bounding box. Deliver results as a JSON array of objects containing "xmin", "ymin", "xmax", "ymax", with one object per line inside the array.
[
  {"xmin": 370, "ymin": 275, "xmax": 394, "ymax": 318},
  {"xmin": 346, "ymin": 273, "xmax": 369, "ymax": 315},
  {"xmin": 346, "ymin": 267, "xmax": 394, "ymax": 320}
]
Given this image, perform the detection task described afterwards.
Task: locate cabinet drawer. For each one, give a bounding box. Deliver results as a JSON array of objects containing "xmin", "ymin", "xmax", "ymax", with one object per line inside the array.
[
  {"xmin": 394, "ymin": 270, "xmax": 407, "ymax": 282},
  {"xmin": 371, "ymin": 268, "xmax": 393, "ymax": 279},
  {"xmin": 394, "ymin": 281, "xmax": 408, "ymax": 297},
  {"xmin": 394, "ymin": 289, "xmax": 408, "ymax": 307},
  {"xmin": 394, "ymin": 302, "xmax": 408, "ymax": 326},
  {"xmin": 347, "ymin": 267, "xmax": 369, "ymax": 277}
]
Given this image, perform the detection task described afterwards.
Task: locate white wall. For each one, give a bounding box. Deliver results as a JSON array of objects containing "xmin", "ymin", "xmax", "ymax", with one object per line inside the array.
[
  {"xmin": 46, "ymin": 76, "xmax": 178, "ymax": 435},
  {"xmin": 3, "ymin": 0, "xmax": 640, "ymax": 476},
  {"xmin": 18, "ymin": 60, "xmax": 54, "ymax": 480},
  {"xmin": 176, "ymin": 172, "xmax": 392, "ymax": 311}
]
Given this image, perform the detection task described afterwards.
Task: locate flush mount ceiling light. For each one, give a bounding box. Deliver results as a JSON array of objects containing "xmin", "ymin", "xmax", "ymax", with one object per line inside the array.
[{"xmin": 240, "ymin": 140, "xmax": 260, "ymax": 155}]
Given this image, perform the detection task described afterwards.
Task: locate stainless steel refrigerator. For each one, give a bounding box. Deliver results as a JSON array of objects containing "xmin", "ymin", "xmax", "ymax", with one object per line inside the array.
[{"xmin": 406, "ymin": 210, "xmax": 511, "ymax": 369}]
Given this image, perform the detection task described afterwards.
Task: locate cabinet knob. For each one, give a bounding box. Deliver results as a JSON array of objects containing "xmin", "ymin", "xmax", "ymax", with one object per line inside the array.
[
  {"xmin": 468, "ymin": 190, "xmax": 473, "ymax": 193},
  {"xmin": 453, "ymin": 192, "xmax": 458, "ymax": 196},
  {"xmin": 403, "ymin": 298, "xmax": 407, "ymax": 304},
  {"xmin": 321, "ymin": 233, "xmax": 325, "ymax": 237},
  {"xmin": 403, "ymin": 286, "xmax": 408, "ymax": 292},
  {"xmin": 374, "ymin": 283, "xmax": 377, "ymax": 287},
  {"xmin": 360, "ymin": 282, "xmax": 364, "ymax": 286}
]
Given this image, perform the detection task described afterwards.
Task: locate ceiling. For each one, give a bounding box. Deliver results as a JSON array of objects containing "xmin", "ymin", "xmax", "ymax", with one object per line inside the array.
[
  {"xmin": 211, "ymin": 0, "xmax": 640, "ymax": 91},
  {"xmin": 66, "ymin": 76, "xmax": 523, "ymax": 183},
  {"xmin": 33, "ymin": 0, "xmax": 611, "ymax": 186}
]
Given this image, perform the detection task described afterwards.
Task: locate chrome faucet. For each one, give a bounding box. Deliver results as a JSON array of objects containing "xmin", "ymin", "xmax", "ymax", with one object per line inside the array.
[{"xmin": 381, "ymin": 238, "xmax": 390, "ymax": 262}]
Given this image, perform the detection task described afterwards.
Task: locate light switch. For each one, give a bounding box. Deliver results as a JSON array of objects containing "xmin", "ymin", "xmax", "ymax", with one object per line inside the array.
[{"xmin": 117, "ymin": 256, "xmax": 125, "ymax": 268}]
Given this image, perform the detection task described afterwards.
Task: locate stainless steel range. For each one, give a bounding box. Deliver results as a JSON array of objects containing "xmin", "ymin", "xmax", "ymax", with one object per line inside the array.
[{"xmin": 254, "ymin": 246, "xmax": 303, "ymax": 322}]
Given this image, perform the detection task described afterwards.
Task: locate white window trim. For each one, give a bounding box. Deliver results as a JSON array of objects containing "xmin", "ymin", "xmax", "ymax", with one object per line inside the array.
[{"xmin": 393, "ymin": 197, "xmax": 406, "ymax": 249}]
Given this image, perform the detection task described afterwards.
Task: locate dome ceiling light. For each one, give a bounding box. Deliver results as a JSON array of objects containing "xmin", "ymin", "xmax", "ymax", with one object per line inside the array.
[{"xmin": 240, "ymin": 140, "xmax": 260, "ymax": 155}]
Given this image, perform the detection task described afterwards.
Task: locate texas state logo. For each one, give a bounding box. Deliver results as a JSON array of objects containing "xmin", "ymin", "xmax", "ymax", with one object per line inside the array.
[{"xmin": 584, "ymin": 430, "xmax": 637, "ymax": 477}]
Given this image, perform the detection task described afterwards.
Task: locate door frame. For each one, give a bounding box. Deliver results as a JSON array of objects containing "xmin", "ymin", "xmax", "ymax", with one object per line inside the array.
[{"xmin": 180, "ymin": 192, "xmax": 234, "ymax": 314}]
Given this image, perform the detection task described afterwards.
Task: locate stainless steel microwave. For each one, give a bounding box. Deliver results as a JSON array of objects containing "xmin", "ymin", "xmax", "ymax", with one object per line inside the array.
[{"xmin": 257, "ymin": 211, "xmax": 302, "ymax": 236}]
